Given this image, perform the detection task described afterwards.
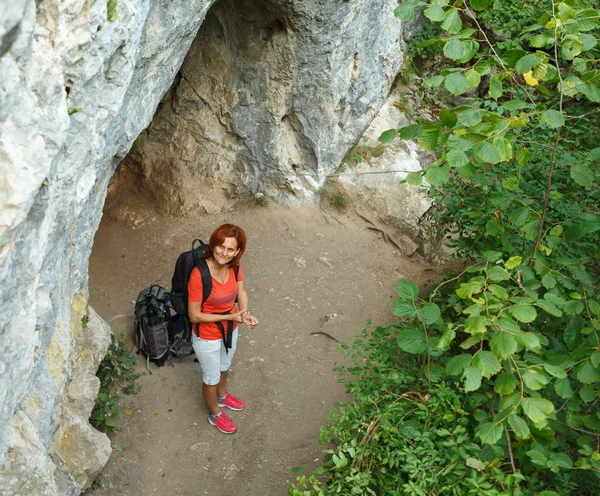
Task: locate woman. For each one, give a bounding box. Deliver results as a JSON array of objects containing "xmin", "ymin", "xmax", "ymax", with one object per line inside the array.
[{"xmin": 187, "ymin": 224, "xmax": 259, "ymax": 434}]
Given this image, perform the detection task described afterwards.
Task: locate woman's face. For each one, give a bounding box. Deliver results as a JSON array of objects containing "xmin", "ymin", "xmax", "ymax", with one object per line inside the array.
[{"xmin": 214, "ymin": 236, "xmax": 239, "ymax": 265}]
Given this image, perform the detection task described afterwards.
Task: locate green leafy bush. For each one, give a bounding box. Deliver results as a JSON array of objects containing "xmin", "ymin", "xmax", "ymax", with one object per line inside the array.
[
  {"xmin": 292, "ymin": 1, "xmax": 600, "ymax": 494},
  {"xmin": 90, "ymin": 332, "xmax": 140, "ymax": 432}
]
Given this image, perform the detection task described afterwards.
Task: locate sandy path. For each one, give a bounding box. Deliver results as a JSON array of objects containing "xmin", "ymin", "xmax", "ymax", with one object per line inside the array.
[{"xmin": 88, "ymin": 201, "xmax": 430, "ymax": 495}]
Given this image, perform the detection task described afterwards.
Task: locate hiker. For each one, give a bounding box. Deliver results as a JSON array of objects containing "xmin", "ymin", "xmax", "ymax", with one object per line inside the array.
[{"xmin": 187, "ymin": 224, "xmax": 259, "ymax": 434}]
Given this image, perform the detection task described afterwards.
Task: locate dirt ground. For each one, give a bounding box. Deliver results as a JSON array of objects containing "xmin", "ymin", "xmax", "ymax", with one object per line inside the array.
[{"xmin": 87, "ymin": 197, "xmax": 435, "ymax": 496}]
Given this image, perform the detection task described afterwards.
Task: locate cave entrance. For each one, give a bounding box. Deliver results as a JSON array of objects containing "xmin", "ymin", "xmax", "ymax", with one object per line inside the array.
[{"xmin": 103, "ymin": 0, "xmax": 321, "ymax": 224}]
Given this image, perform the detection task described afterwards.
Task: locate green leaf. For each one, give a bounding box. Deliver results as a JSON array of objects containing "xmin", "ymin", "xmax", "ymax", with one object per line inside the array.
[
  {"xmin": 502, "ymin": 176, "xmax": 519, "ymax": 191},
  {"xmin": 436, "ymin": 325, "xmax": 456, "ymax": 350},
  {"xmin": 486, "ymin": 219, "xmax": 500, "ymax": 236},
  {"xmin": 419, "ymin": 126, "xmax": 441, "ymax": 150},
  {"xmin": 473, "ymin": 142, "xmax": 502, "ymax": 164},
  {"xmin": 495, "ymin": 372, "xmax": 517, "ymax": 395},
  {"xmin": 456, "ymin": 40, "xmax": 480, "ymax": 64},
  {"xmin": 508, "ymin": 207, "xmax": 529, "ymax": 227},
  {"xmin": 530, "ymin": 33, "xmax": 552, "ymax": 48},
  {"xmin": 441, "ymin": 8, "xmax": 462, "ymax": 34},
  {"xmin": 458, "ymin": 108, "xmax": 485, "ymax": 126},
  {"xmin": 541, "ymin": 273, "xmax": 557, "ymax": 289},
  {"xmin": 426, "ymin": 163, "xmax": 450, "ymax": 186},
  {"xmin": 396, "ymin": 279, "xmax": 419, "ymax": 301},
  {"xmin": 488, "ymin": 266, "xmax": 510, "ymax": 282},
  {"xmin": 470, "ymin": 0, "xmax": 493, "ymax": 10},
  {"xmin": 463, "ymin": 366, "xmax": 482, "ymax": 392},
  {"xmin": 550, "ymin": 453, "xmax": 574, "ymax": 470},
  {"xmin": 394, "ymin": 3, "xmax": 415, "ymax": 21},
  {"xmin": 445, "ymin": 73, "xmax": 470, "ymax": 96},
  {"xmin": 393, "ymin": 301, "xmax": 417, "ymax": 318},
  {"xmin": 446, "ymin": 149, "xmax": 469, "ymax": 168},
  {"xmin": 579, "ymin": 385, "xmax": 596, "ymax": 403},
  {"xmin": 510, "ymin": 304, "xmax": 537, "ymax": 323},
  {"xmin": 542, "ymin": 109, "xmax": 565, "ymax": 128},
  {"xmin": 523, "ymin": 369, "xmax": 549, "ymax": 390},
  {"xmin": 508, "ymin": 414, "xmax": 530, "ymax": 440},
  {"xmin": 494, "ymin": 138, "xmax": 513, "ymax": 162},
  {"xmin": 515, "ymin": 54, "xmax": 541, "ymax": 74},
  {"xmin": 503, "ymin": 100, "xmax": 528, "ymax": 111},
  {"xmin": 571, "ymin": 163, "xmax": 594, "ymax": 187},
  {"xmin": 490, "ymin": 332, "xmax": 518, "ymax": 360},
  {"xmin": 527, "ymin": 449, "xmax": 548, "ymax": 466},
  {"xmin": 558, "ymin": 2, "xmax": 576, "ymax": 21},
  {"xmin": 396, "ymin": 328, "xmax": 428, "ymax": 354},
  {"xmin": 465, "ymin": 69, "xmax": 481, "ymax": 89},
  {"xmin": 399, "ymin": 124, "xmax": 423, "ymax": 140},
  {"xmin": 505, "ymin": 256, "xmax": 522, "ymax": 270},
  {"xmin": 542, "ymin": 364, "xmax": 567, "ymax": 379},
  {"xmin": 405, "ymin": 171, "xmax": 423, "ymax": 186},
  {"xmin": 488, "ymin": 284, "xmax": 508, "ymax": 300},
  {"xmin": 444, "ymin": 38, "xmax": 466, "ymax": 61},
  {"xmin": 424, "ymin": 75, "xmax": 445, "ymax": 88},
  {"xmin": 536, "ymin": 299, "xmax": 563, "ymax": 317},
  {"xmin": 472, "ymin": 351, "xmax": 501, "ymax": 378},
  {"xmin": 478, "ymin": 422, "xmax": 503, "ymax": 444},
  {"xmin": 447, "ymin": 354, "xmax": 473, "ymax": 375},
  {"xmin": 439, "ymin": 109, "xmax": 458, "ymax": 128},
  {"xmin": 522, "ymin": 397, "xmax": 555, "ymax": 423},
  {"xmin": 424, "ymin": 4, "xmax": 446, "ymax": 22},
  {"xmin": 456, "ymin": 163, "xmax": 475, "ymax": 179},
  {"xmin": 465, "ymin": 316, "xmax": 487, "ymax": 334},
  {"xmin": 489, "ymin": 76, "xmax": 502, "ymax": 100},
  {"xmin": 577, "ymin": 8, "xmax": 600, "ymax": 31},
  {"xmin": 554, "ymin": 377, "xmax": 574, "ymax": 399},
  {"xmin": 456, "ymin": 279, "xmax": 484, "ymax": 299},
  {"xmin": 577, "ymin": 360, "xmax": 600, "ymax": 384},
  {"xmin": 516, "ymin": 147, "xmax": 530, "ymax": 166},
  {"xmin": 592, "ymin": 350, "xmax": 600, "ymax": 367},
  {"xmin": 502, "ymin": 49, "xmax": 526, "ymax": 67},
  {"xmin": 418, "ymin": 302, "xmax": 441, "ymax": 325},
  {"xmin": 378, "ymin": 129, "xmax": 397, "ymax": 143},
  {"xmin": 517, "ymin": 332, "xmax": 541, "ymax": 351}
]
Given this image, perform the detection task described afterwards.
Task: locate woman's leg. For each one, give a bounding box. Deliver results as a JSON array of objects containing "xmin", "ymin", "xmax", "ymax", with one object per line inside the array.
[
  {"xmin": 191, "ymin": 334, "xmax": 222, "ymax": 415},
  {"xmin": 217, "ymin": 328, "xmax": 238, "ymax": 397},
  {"xmin": 202, "ymin": 383, "xmax": 219, "ymax": 416}
]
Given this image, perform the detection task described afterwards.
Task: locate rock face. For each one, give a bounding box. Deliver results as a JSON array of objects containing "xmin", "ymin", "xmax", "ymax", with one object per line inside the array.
[
  {"xmin": 0, "ymin": 0, "xmax": 406, "ymax": 493},
  {"xmin": 117, "ymin": 0, "xmax": 404, "ymax": 213}
]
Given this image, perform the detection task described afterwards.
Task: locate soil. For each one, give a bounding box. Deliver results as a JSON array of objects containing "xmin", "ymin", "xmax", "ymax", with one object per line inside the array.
[{"xmin": 87, "ymin": 197, "xmax": 436, "ymax": 496}]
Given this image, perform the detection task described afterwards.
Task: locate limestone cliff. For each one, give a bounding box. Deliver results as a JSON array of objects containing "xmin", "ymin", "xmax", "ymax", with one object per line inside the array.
[{"xmin": 0, "ymin": 0, "xmax": 405, "ymax": 493}]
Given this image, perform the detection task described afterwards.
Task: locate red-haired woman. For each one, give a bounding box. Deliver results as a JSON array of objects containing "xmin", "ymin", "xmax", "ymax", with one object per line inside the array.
[{"xmin": 188, "ymin": 224, "xmax": 259, "ymax": 434}]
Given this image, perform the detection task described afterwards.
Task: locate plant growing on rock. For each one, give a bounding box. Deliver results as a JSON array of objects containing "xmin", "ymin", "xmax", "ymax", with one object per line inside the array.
[{"xmin": 91, "ymin": 331, "xmax": 140, "ymax": 432}]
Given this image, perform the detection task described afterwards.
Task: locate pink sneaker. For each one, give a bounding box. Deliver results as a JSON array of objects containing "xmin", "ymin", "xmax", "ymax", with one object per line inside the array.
[
  {"xmin": 217, "ymin": 392, "xmax": 245, "ymax": 411},
  {"xmin": 208, "ymin": 412, "xmax": 237, "ymax": 434}
]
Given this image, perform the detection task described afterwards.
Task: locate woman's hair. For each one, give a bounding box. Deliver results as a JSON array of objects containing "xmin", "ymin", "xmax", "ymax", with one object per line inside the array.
[{"xmin": 206, "ymin": 224, "xmax": 246, "ymax": 267}]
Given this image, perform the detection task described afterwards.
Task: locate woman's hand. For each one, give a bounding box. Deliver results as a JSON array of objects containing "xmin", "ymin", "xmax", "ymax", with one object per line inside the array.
[
  {"xmin": 230, "ymin": 310, "xmax": 247, "ymax": 323},
  {"xmin": 242, "ymin": 312, "xmax": 259, "ymax": 329}
]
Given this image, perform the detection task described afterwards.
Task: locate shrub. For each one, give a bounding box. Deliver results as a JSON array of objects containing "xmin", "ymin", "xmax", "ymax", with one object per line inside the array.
[{"xmin": 90, "ymin": 331, "xmax": 140, "ymax": 432}]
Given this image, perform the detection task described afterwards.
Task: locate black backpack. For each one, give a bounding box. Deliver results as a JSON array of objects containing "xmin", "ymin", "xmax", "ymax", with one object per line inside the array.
[
  {"xmin": 169, "ymin": 239, "xmax": 239, "ymax": 352},
  {"xmin": 134, "ymin": 285, "xmax": 173, "ymax": 373}
]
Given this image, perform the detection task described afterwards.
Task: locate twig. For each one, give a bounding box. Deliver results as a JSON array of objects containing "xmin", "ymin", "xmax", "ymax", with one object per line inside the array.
[
  {"xmin": 552, "ymin": 419, "xmax": 600, "ymax": 438},
  {"xmin": 505, "ymin": 427, "xmax": 519, "ymax": 478},
  {"xmin": 310, "ymin": 331, "xmax": 340, "ymax": 342}
]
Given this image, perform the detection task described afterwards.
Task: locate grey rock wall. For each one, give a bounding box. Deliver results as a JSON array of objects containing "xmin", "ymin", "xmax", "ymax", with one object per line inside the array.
[
  {"xmin": 119, "ymin": 0, "xmax": 404, "ymax": 213},
  {"xmin": 0, "ymin": 0, "xmax": 215, "ymax": 493},
  {"xmin": 0, "ymin": 0, "xmax": 405, "ymax": 493}
]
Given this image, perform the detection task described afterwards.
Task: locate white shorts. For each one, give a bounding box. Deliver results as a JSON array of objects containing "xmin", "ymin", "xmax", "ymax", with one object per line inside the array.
[{"xmin": 191, "ymin": 328, "xmax": 238, "ymax": 386}]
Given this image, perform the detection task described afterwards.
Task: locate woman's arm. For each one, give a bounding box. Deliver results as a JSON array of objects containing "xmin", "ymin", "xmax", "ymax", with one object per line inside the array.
[{"xmin": 237, "ymin": 280, "xmax": 259, "ymax": 329}]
